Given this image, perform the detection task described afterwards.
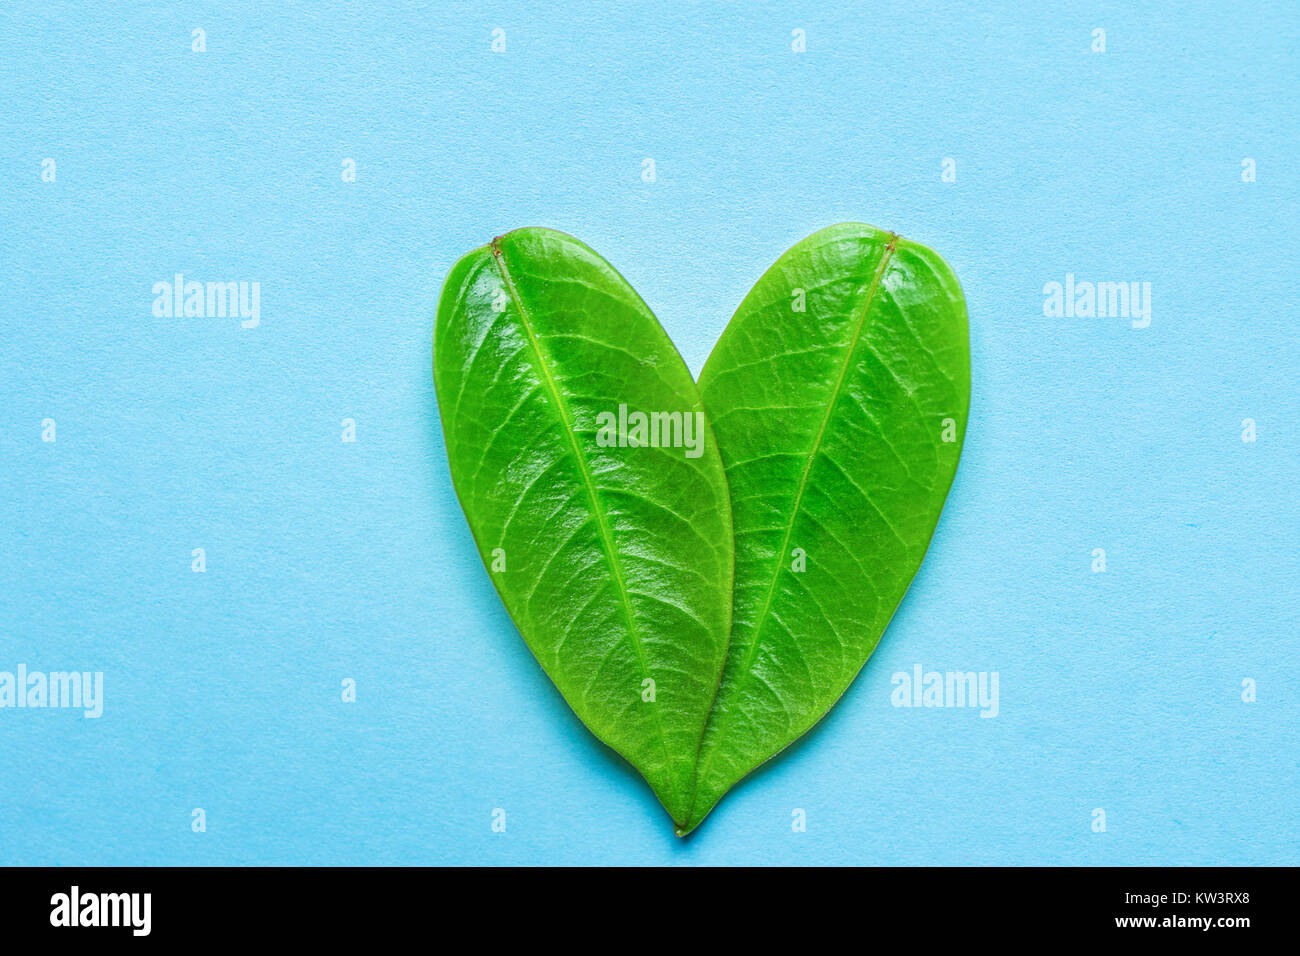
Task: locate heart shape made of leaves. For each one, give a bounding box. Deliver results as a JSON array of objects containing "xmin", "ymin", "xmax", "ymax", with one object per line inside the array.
[{"xmin": 433, "ymin": 224, "xmax": 968, "ymax": 834}]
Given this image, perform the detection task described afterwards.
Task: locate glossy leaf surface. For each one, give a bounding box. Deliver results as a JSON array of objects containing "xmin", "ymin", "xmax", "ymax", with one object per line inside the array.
[
  {"xmin": 433, "ymin": 228, "xmax": 733, "ymax": 826},
  {"xmin": 687, "ymin": 223, "xmax": 969, "ymax": 832}
]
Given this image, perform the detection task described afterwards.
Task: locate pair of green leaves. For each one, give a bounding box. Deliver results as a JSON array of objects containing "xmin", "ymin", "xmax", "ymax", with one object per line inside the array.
[{"xmin": 433, "ymin": 224, "xmax": 968, "ymax": 834}]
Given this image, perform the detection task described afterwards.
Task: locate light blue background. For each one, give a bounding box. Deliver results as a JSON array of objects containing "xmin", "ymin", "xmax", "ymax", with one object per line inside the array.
[{"xmin": 1, "ymin": 1, "xmax": 1296, "ymax": 865}]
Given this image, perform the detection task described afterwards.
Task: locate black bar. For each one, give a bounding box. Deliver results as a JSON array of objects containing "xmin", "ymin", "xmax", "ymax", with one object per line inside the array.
[{"xmin": 0, "ymin": 866, "xmax": 1283, "ymax": 943}]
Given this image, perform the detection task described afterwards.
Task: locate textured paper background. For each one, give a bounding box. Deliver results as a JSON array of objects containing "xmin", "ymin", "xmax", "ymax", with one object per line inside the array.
[{"xmin": 1, "ymin": 1, "xmax": 1296, "ymax": 864}]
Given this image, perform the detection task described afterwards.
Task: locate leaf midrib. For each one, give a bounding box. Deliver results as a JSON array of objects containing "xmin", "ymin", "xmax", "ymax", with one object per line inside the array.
[
  {"xmin": 690, "ymin": 233, "xmax": 899, "ymax": 811},
  {"xmin": 490, "ymin": 238, "xmax": 681, "ymax": 817}
]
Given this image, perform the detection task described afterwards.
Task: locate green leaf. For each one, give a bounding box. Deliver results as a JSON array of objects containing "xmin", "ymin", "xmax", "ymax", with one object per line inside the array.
[
  {"xmin": 685, "ymin": 223, "xmax": 970, "ymax": 833},
  {"xmin": 433, "ymin": 227, "xmax": 734, "ymax": 827}
]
